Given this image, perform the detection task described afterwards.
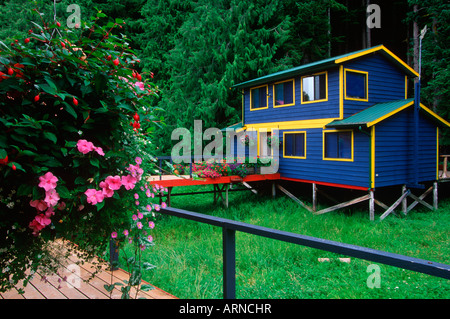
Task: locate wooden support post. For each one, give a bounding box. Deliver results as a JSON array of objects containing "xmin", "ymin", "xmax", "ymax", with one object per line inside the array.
[
  {"xmin": 380, "ymin": 189, "xmax": 410, "ymax": 221},
  {"xmin": 225, "ymin": 184, "xmax": 229, "ymax": 208},
  {"xmin": 433, "ymin": 182, "xmax": 438, "ymax": 210},
  {"xmin": 272, "ymin": 182, "xmax": 276, "ymax": 198},
  {"xmin": 312, "ymin": 183, "xmax": 317, "ymax": 212},
  {"xmin": 369, "ymin": 189, "xmax": 375, "ymax": 221},
  {"xmin": 402, "ymin": 185, "xmax": 407, "ymax": 215},
  {"xmin": 242, "ymin": 182, "xmax": 258, "ymax": 194},
  {"xmin": 406, "ymin": 185, "xmax": 433, "ymax": 212},
  {"xmin": 276, "ymin": 184, "xmax": 314, "ymax": 213},
  {"xmin": 166, "ymin": 187, "xmax": 172, "ymax": 207},
  {"xmin": 213, "ymin": 184, "xmax": 229, "ymax": 208},
  {"xmin": 315, "ymin": 194, "xmax": 370, "ymax": 215}
]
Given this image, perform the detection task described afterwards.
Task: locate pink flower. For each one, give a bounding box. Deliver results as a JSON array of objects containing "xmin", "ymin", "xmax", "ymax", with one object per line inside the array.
[
  {"xmin": 30, "ymin": 199, "xmax": 48, "ymax": 212},
  {"xmin": 76, "ymin": 139, "xmax": 95, "ymax": 154},
  {"xmin": 94, "ymin": 147, "xmax": 105, "ymax": 156},
  {"xmin": 148, "ymin": 221, "xmax": 155, "ymax": 229},
  {"xmin": 99, "ymin": 181, "xmax": 114, "ymax": 198},
  {"xmin": 146, "ymin": 204, "xmax": 152, "ymax": 211},
  {"xmin": 137, "ymin": 212, "xmax": 143, "ymax": 219},
  {"xmin": 45, "ymin": 207, "xmax": 55, "ymax": 217},
  {"xmin": 35, "ymin": 213, "xmax": 51, "ymax": 226},
  {"xmin": 154, "ymin": 204, "xmax": 160, "ymax": 211},
  {"xmin": 127, "ymin": 164, "xmax": 143, "ymax": 179},
  {"xmin": 111, "ymin": 232, "xmax": 117, "ymax": 239},
  {"xmin": 105, "ymin": 175, "xmax": 122, "ymax": 191},
  {"xmin": 44, "ymin": 189, "xmax": 60, "ymax": 207},
  {"xmin": 135, "ymin": 157, "xmax": 142, "ymax": 165},
  {"xmin": 135, "ymin": 81, "xmax": 145, "ymax": 91},
  {"xmin": 134, "ymin": 193, "xmax": 139, "ymax": 200},
  {"xmin": 85, "ymin": 189, "xmax": 104, "ymax": 205},
  {"xmin": 132, "ymin": 214, "xmax": 138, "ymax": 221},
  {"xmin": 145, "ymin": 189, "xmax": 151, "ymax": 197},
  {"xmin": 123, "ymin": 229, "xmax": 129, "ymax": 236},
  {"xmin": 161, "ymin": 202, "xmax": 167, "ymax": 209},
  {"xmin": 38, "ymin": 172, "xmax": 58, "ymax": 191},
  {"xmin": 137, "ymin": 222, "xmax": 143, "ymax": 229},
  {"xmin": 147, "ymin": 235, "xmax": 153, "ymax": 242},
  {"xmin": 29, "ymin": 219, "xmax": 45, "ymax": 236},
  {"xmin": 121, "ymin": 175, "xmax": 137, "ymax": 190}
]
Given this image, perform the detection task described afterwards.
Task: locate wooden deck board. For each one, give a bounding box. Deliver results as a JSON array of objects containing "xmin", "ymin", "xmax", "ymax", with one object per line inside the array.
[{"xmin": 0, "ymin": 239, "xmax": 176, "ymax": 300}]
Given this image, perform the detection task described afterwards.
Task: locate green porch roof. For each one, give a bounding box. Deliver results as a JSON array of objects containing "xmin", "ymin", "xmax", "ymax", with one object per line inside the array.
[
  {"xmin": 326, "ymin": 98, "xmax": 450, "ymax": 129},
  {"xmin": 232, "ymin": 45, "xmax": 418, "ymax": 90},
  {"xmin": 220, "ymin": 122, "xmax": 244, "ymax": 132}
]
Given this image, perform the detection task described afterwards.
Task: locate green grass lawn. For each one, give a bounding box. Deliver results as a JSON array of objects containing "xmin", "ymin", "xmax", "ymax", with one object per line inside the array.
[{"xmin": 120, "ymin": 182, "xmax": 450, "ymax": 299}]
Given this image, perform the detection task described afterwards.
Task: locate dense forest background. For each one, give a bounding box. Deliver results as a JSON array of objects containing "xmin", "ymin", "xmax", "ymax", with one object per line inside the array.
[{"xmin": 1, "ymin": 0, "xmax": 448, "ymax": 154}]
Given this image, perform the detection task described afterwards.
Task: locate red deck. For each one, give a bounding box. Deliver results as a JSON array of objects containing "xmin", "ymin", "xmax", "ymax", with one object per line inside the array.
[{"xmin": 149, "ymin": 173, "xmax": 281, "ymax": 188}]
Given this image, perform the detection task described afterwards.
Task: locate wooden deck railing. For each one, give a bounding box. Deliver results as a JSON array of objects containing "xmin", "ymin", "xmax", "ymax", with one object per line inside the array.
[{"xmin": 112, "ymin": 206, "xmax": 450, "ymax": 299}]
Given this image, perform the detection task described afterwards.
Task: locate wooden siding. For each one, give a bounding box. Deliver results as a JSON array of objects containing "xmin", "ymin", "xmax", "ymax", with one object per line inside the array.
[
  {"xmin": 243, "ymin": 67, "xmax": 340, "ymax": 125},
  {"xmin": 343, "ymin": 54, "xmax": 407, "ymax": 118},
  {"xmin": 278, "ymin": 128, "xmax": 371, "ymax": 188},
  {"xmin": 374, "ymin": 108, "xmax": 438, "ymax": 187}
]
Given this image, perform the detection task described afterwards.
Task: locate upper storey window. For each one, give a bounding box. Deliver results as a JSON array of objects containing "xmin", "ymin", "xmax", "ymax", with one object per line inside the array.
[
  {"xmin": 301, "ymin": 72, "xmax": 327, "ymax": 103},
  {"xmin": 345, "ymin": 69, "xmax": 368, "ymax": 101},
  {"xmin": 250, "ymin": 85, "xmax": 268, "ymax": 110},
  {"xmin": 274, "ymin": 79, "xmax": 295, "ymax": 107}
]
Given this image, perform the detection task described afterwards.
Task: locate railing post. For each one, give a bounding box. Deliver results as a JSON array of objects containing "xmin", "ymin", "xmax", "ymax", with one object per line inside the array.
[{"xmin": 222, "ymin": 227, "xmax": 236, "ymax": 299}]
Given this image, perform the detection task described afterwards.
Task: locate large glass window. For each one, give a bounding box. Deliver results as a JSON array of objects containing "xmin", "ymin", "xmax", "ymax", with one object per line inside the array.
[
  {"xmin": 324, "ymin": 131, "xmax": 353, "ymax": 160},
  {"xmin": 250, "ymin": 85, "xmax": 268, "ymax": 110},
  {"xmin": 284, "ymin": 132, "xmax": 306, "ymax": 158},
  {"xmin": 302, "ymin": 72, "xmax": 327, "ymax": 103},
  {"xmin": 274, "ymin": 79, "xmax": 294, "ymax": 107},
  {"xmin": 345, "ymin": 70, "xmax": 368, "ymax": 101}
]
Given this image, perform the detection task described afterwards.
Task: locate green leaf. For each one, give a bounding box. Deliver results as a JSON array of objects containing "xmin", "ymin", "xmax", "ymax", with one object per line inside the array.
[
  {"xmin": 129, "ymin": 270, "xmax": 141, "ymax": 286},
  {"xmin": 140, "ymin": 284, "xmax": 154, "ymax": 292},
  {"xmin": 96, "ymin": 200, "xmax": 105, "ymax": 211},
  {"xmin": 43, "ymin": 131, "xmax": 57, "ymax": 144},
  {"xmin": 44, "ymin": 76, "xmax": 58, "ymax": 91},
  {"xmin": 90, "ymin": 157, "xmax": 99, "ymax": 168},
  {"xmin": 56, "ymin": 185, "xmax": 71, "ymax": 198},
  {"xmin": 63, "ymin": 102, "xmax": 77, "ymax": 119},
  {"xmin": 38, "ymin": 83, "xmax": 57, "ymax": 95}
]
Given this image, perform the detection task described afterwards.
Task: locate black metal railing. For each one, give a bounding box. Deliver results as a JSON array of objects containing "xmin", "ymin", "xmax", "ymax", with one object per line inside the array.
[{"xmin": 151, "ymin": 206, "xmax": 450, "ymax": 299}]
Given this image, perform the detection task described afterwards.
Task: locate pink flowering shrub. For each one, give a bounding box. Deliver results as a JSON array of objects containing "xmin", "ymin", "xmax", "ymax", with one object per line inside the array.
[{"xmin": 0, "ymin": 7, "xmax": 163, "ymax": 295}]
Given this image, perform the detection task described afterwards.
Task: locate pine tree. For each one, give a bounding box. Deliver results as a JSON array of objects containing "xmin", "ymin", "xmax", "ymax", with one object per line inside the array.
[{"xmin": 407, "ymin": 0, "xmax": 450, "ymax": 147}]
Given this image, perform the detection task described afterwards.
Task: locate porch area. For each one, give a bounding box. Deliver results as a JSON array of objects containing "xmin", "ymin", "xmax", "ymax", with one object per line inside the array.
[{"xmin": 0, "ymin": 239, "xmax": 176, "ymax": 299}]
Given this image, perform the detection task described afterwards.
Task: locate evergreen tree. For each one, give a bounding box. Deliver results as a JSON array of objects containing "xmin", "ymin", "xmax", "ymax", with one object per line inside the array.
[{"xmin": 407, "ymin": 0, "xmax": 450, "ymax": 147}]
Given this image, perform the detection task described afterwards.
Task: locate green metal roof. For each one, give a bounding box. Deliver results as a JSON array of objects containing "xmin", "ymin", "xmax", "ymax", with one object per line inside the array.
[
  {"xmin": 220, "ymin": 122, "xmax": 244, "ymax": 132},
  {"xmin": 232, "ymin": 45, "xmax": 418, "ymax": 89},
  {"xmin": 326, "ymin": 98, "xmax": 450, "ymax": 128}
]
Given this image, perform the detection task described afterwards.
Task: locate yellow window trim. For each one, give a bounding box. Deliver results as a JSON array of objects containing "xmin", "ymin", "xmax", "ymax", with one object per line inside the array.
[
  {"xmin": 273, "ymin": 78, "xmax": 296, "ymax": 108},
  {"xmin": 245, "ymin": 118, "xmax": 334, "ymax": 131},
  {"xmin": 344, "ymin": 68, "xmax": 369, "ymax": 102},
  {"xmin": 250, "ymin": 84, "xmax": 269, "ymax": 111},
  {"xmin": 322, "ymin": 129, "xmax": 354, "ymax": 162},
  {"xmin": 283, "ymin": 131, "xmax": 306, "ymax": 159},
  {"xmin": 301, "ymin": 71, "xmax": 328, "ymax": 104},
  {"xmin": 371, "ymin": 126, "xmax": 375, "ymax": 189}
]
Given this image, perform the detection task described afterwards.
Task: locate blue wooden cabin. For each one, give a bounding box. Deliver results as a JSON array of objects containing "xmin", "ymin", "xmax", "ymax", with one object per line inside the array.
[{"xmin": 231, "ymin": 45, "xmax": 450, "ymax": 192}]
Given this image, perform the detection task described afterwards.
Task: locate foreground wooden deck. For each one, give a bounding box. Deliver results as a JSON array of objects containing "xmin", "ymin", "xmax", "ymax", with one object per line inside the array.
[{"xmin": 0, "ymin": 240, "xmax": 176, "ymax": 300}]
